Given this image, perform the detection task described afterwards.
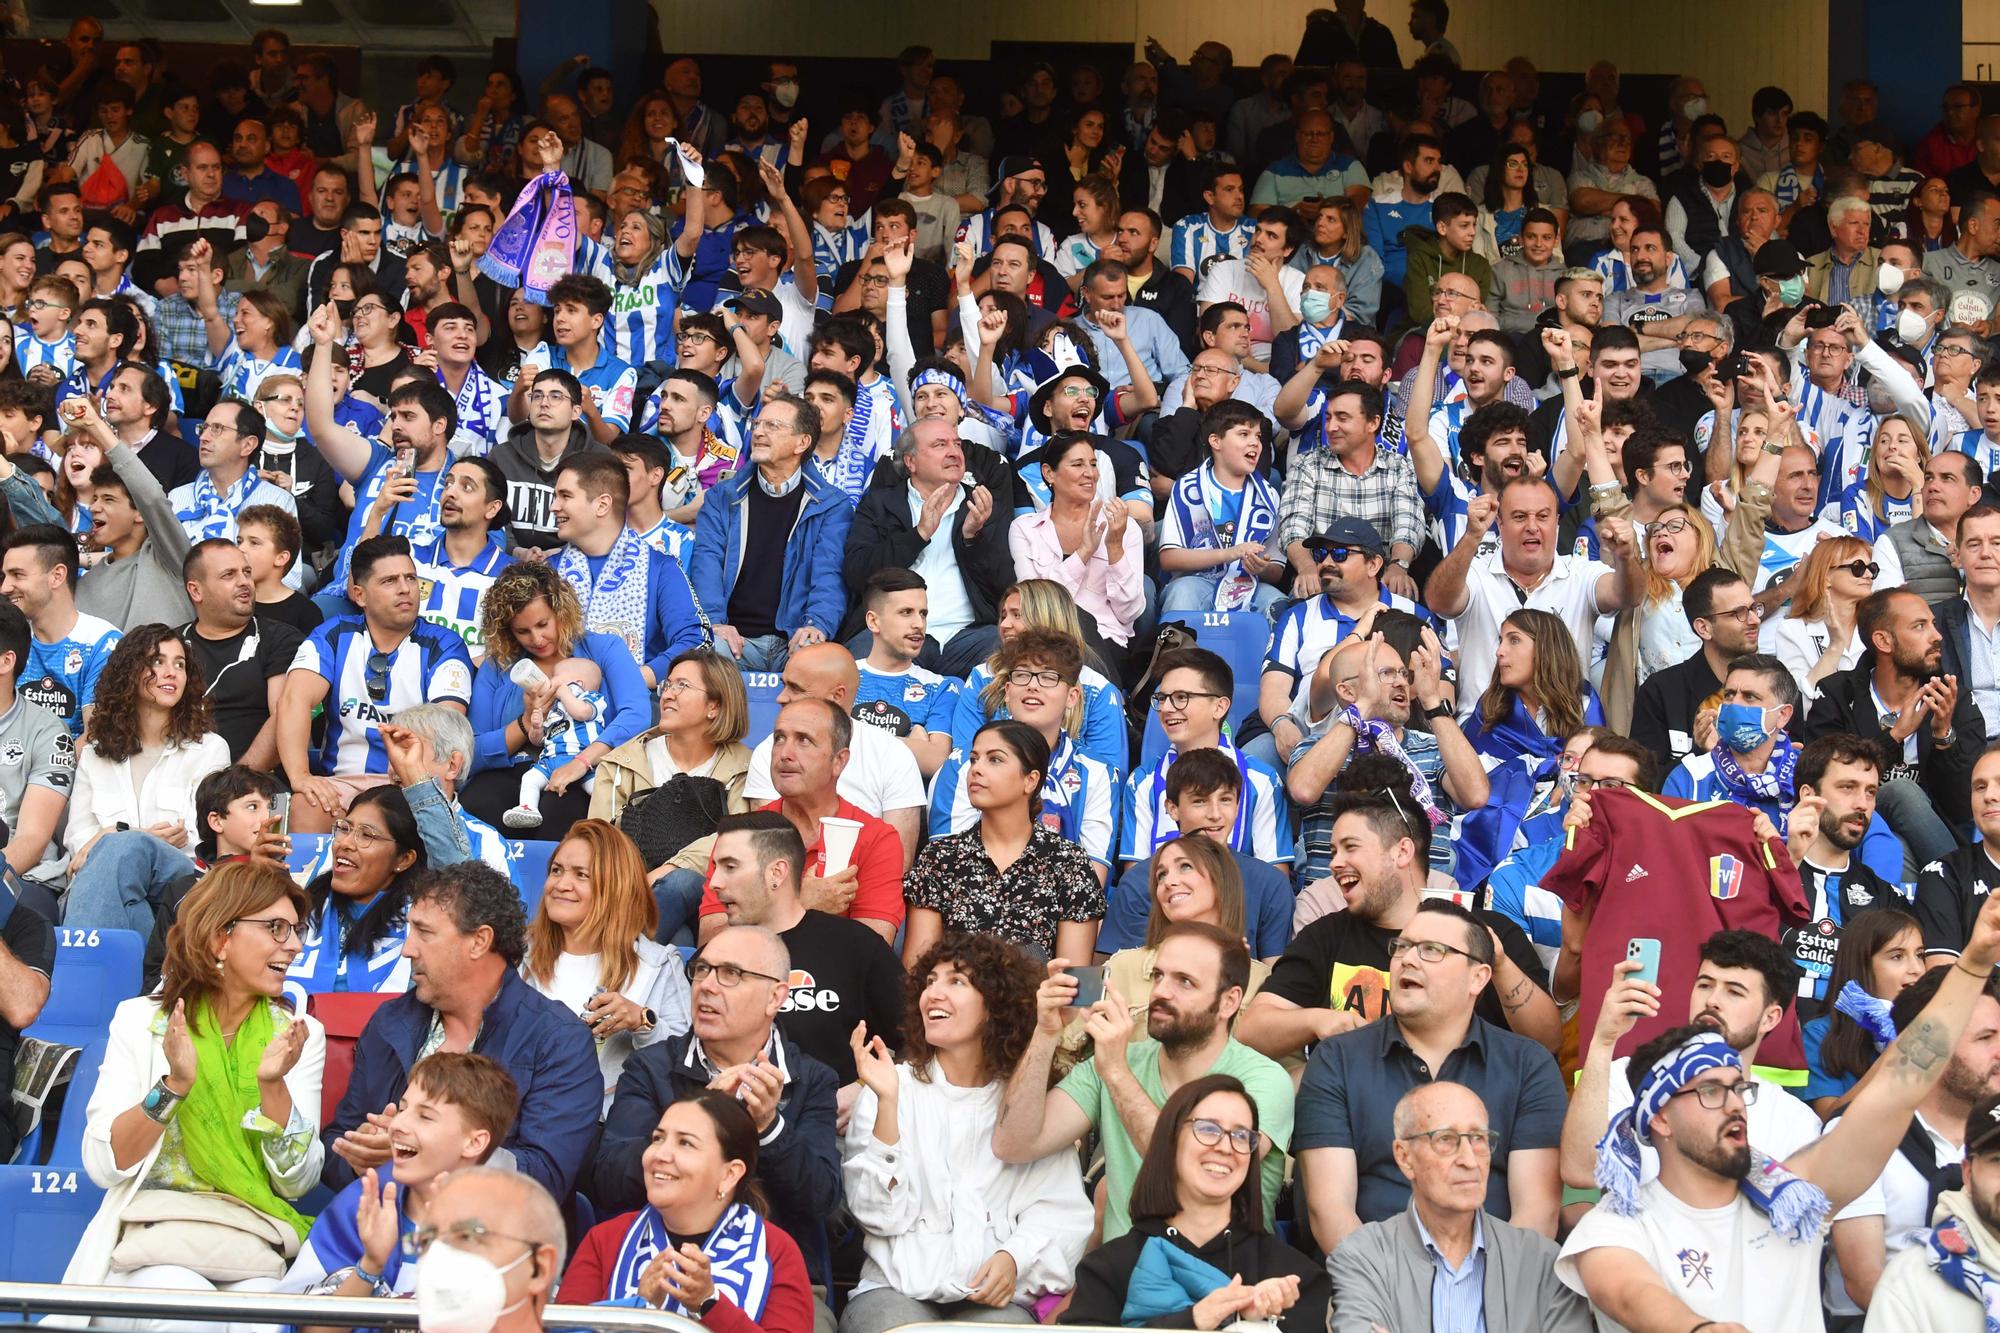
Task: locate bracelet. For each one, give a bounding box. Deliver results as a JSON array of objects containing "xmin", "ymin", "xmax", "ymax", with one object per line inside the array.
[
  {"xmin": 1957, "ymin": 959, "xmax": 1992, "ymax": 981},
  {"xmin": 1690, "ymin": 1323, "xmax": 1717, "ymax": 1333},
  {"xmin": 354, "ymin": 1263, "xmax": 386, "ymax": 1289}
]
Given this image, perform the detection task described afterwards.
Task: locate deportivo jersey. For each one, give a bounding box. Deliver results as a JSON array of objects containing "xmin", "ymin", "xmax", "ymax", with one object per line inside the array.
[
  {"xmin": 1543, "ymin": 786, "xmax": 1809, "ymax": 1068},
  {"xmin": 1955, "ymin": 427, "xmax": 2000, "ymax": 481},
  {"xmin": 522, "ymin": 342, "xmax": 636, "ymax": 432},
  {"xmin": 1792, "ymin": 377, "xmax": 1872, "ymax": 513},
  {"xmin": 631, "ymin": 514, "xmax": 693, "ymax": 563},
  {"xmin": 929, "ymin": 731, "xmax": 1116, "ymax": 868},
  {"xmin": 1264, "ymin": 588, "xmax": 1436, "ymax": 691},
  {"xmin": 21, "ymin": 614, "xmax": 121, "ymax": 737},
  {"xmin": 579, "ymin": 233, "xmax": 682, "ymax": 368},
  {"xmin": 412, "ymin": 534, "xmax": 513, "ymax": 663},
  {"xmin": 331, "ymin": 440, "xmax": 449, "ymax": 589},
  {"xmin": 1423, "ymin": 467, "xmax": 1504, "ymax": 558},
  {"xmin": 810, "ymin": 216, "xmax": 871, "ymax": 288},
  {"xmin": 853, "ymin": 662, "xmax": 960, "ymax": 738},
  {"xmin": 15, "ymin": 330, "xmax": 75, "ymax": 379},
  {"xmin": 952, "ymin": 660, "xmax": 1129, "ymax": 778},
  {"xmin": 1120, "ymin": 740, "xmax": 1293, "ymax": 865},
  {"xmin": 0, "ymin": 695, "xmax": 73, "ymax": 874},
  {"xmin": 1170, "ymin": 212, "xmax": 1253, "ymax": 280},
  {"xmin": 1590, "ymin": 248, "xmax": 1690, "ymax": 293},
  {"xmin": 292, "ymin": 616, "xmax": 474, "ymax": 776},
  {"xmin": 957, "ymin": 210, "xmax": 1055, "ymax": 259},
  {"xmin": 215, "ymin": 341, "xmax": 303, "ymax": 404}
]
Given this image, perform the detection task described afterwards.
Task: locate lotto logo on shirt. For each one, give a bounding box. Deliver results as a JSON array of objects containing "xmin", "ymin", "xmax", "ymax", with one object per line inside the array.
[
  {"xmin": 781, "ymin": 969, "xmax": 841, "ymax": 1013},
  {"xmin": 1709, "ymin": 853, "xmax": 1745, "ymax": 901}
]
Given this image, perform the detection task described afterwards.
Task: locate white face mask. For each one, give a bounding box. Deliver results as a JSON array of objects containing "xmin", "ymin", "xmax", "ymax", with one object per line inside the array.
[
  {"xmin": 1876, "ymin": 263, "xmax": 1905, "ymax": 296},
  {"xmin": 1897, "ymin": 307, "xmax": 1932, "ymax": 344},
  {"xmin": 416, "ymin": 1240, "xmax": 532, "ymax": 1333},
  {"xmin": 771, "ymin": 80, "xmax": 799, "ymax": 110},
  {"xmin": 1575, "ymin": 109, "xmax": 1603, "ymax": 135},
  {"xmin": 1681, "ymin": 96, "xmax": 1709, "ymax": 120}
]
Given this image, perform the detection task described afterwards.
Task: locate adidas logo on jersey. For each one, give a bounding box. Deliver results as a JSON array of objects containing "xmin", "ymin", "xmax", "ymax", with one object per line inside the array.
[{"xmin": 1624, "ymin": 864, "xmax": 1649, "ymax": 882}]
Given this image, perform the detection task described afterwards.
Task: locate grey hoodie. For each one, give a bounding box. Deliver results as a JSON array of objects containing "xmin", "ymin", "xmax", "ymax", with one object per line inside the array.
[
  {"xmin": 77, "ymin": 438, "xmax": 194, "ymax": 629},
  {"xmin": 487, "ymin": 422, "xmax": 606, "ymax": 550}
]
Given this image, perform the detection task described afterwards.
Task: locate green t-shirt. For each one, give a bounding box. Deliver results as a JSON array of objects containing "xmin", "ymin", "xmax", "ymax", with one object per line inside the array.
[{"xmin": 1055, "ymin": 1037, "xmax": 1294, "ymax": 1242}]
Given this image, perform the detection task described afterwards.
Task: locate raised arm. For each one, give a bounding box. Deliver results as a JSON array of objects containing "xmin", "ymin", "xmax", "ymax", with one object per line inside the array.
[
  {"xmin": 187, "ymin": 238, "xmax": 234, "ymax": 361},
  {"xmin": 352, "ymin": 110, "xmax": 379, "ymax": 210},
  {"xmin": 758, "ymin": 156, "xmax": 817, "ymax": 304},
  {"xmin": 1421, "ymin": 491, "xmax": 1496, "ymax": 620},
  {"xmin": 1405, "ymin": 316, "xmax": 1457, "ymax": 495},
  {"xmin": 1274, "ymin": 339, "xmax": 1341, "ymax": 432},
  {"xmin": 302, "ymin": 302, "xmax": 378, "ymax": 482},
  {"xmin": 990, "ymin": 961, "xmax": 1098, "ymax": 1163},
  {"xmin": 1560, "ymin": 957, "xmax": 1660, "ymax": 1188},
  {"xmin": 673, "ymin": 146, "xmax": 710, "ymax": 261},
  {"xmin": 407, "ymin": 127, "xmax": 447, "ymax": 240}
]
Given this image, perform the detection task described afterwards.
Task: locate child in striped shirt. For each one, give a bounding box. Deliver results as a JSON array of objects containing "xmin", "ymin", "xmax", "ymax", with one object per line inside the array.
[
  {"xmin": 504, "ymin": 656, "xmax": 609, "ymax": 829},
  {"xmin": 15, "ymin": 275, "xmax": 77, "ymax": 381}
]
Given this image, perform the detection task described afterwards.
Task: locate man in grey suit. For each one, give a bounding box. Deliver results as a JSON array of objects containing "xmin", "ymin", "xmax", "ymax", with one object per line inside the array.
[{"xmin": 1328, "ymin": 1082, "xmax": 1592, "ymax": 1333}]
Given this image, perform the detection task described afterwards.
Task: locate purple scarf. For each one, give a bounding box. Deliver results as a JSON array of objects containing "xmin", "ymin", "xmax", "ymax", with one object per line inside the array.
[{"xmin": 479, "ymin": 170, "xmax": 575, "ymax": 306}]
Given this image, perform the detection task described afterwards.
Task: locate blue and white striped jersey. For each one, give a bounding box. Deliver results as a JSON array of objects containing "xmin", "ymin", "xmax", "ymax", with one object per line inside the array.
[
  {"xmin": 1265, "ymin": 587, "xmax": 1437, "ymax": 690},
  {"xmin": 331, "ymin": 440, "xmax": 450, "ymax": 590},
  {"xmin": 956, "ymin": 210, "xmax": 1055, "ymax": 259},
  {"xmin": 632, "ymin": 514, "xmax": 694, "ymax": 562},
  {"xmin": 215, "ymin": 341, "xmax": 303, "ymax": 404},
  {"xmin": 810, "ymin": 216, "xmax": 871, "ymax": 288},
  {"xmin": 531, "ymin": 681, "xmax": 606, "ymax": 774},
  {"xmin": 526, "ymin": 341, "xmax": 636, "ymax": 432},
  {"xmin": 412, "ymin": 533, "xmax": 513, "ymax": 663},
  {"xmin": 1120, "ymin": 740, "xmax": 1293, "ymax": 865},
  {"xmin": 929, "ymin": 731, "xmax": 1116, "ymax": 869},
  {"xmin": 578, "ymin": 234, "xmax": 682, "ymax": 368},
  {"xmin": 1169, "ymin": 212, "xmax": 1253, "ymax": 280},
  {"xmin": 291, "ymin": 616, "xmax": 475, "ymax": 776},
  {"xmin": 443, "ymin": 362, "xmax": 511, "ymax": 458},
  {"xmin": 15, "ymin": 330, "xmax": 75, "ymax": 379}
]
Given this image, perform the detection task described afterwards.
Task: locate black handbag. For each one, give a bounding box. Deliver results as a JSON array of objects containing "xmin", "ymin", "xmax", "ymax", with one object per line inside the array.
[{"xmin": 618, "ymin": 773, "xmax": 729, "ymax": 868}]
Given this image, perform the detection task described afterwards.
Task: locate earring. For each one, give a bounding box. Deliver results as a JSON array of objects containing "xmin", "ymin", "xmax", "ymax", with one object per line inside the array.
[{"xmin": 215, "ymin": 957, "xmax": 226, "ymax": 973}]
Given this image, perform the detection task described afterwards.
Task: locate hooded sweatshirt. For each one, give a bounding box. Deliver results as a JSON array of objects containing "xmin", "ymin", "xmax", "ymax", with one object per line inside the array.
[
  {"xmin": 1868, "ymin": 1187, "xmax": 2000, "ymax": 1331},
  {"xmin": 1401, "ymin": 223, "xmax": 1495, "ymax": 325},
  {"xmin": 488, "ymin": 422, "xmax": 605, "ymax": 550},
  {"xmin": 77, "ymin": 438, "xmax": 195, "ymax": 628}
]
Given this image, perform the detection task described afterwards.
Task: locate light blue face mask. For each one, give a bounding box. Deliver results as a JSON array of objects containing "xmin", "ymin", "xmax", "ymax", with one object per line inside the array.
[
  {"xmin": 1716, "ymin": 701, "xmax": 1775, "ymax": 753},
  {"xmin": 1777, "ymin": 275, "xmax": 1806, "ymax": 306},
  {"xmin": 1300, "ymin": 290, "xmax": 1334, "ymax": 324}
]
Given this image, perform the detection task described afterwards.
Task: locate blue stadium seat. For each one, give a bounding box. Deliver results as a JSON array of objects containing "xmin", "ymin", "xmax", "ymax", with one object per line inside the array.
[
  {"xmin": 47, "ymin": 1037, "xmax": 107, "ymax": 1170},
  {"xmin": 0, "ymin": 1163, "xmax": 106, "ymax": 1286},
  {"xmin": 743, "ymin": 672, "xmax": 783, "ymax": 749},
  {"xmin": 287, "ymin": 833, "xmax": 331, "ymax": 878},
  {"xmin": 26, "ymin": 928, "xmax": 143, "ymax": 1049},
  {"xmin": 510, "ymin": 839, "xmax": 554, "ymax": 915},
  {"xmin": 1160, "ymin": 610, "xmax": 1273, "ymax": 731}
]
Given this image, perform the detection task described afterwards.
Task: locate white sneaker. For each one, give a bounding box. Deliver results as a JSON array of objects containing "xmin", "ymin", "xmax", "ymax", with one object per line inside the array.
[{"xmin": 502, "ymin": 804, "xmax": 543, "ymax": 829}]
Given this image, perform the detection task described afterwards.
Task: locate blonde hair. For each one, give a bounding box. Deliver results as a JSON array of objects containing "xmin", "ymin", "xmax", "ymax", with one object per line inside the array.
[
  {"xmin": 981, "ymin": 580, "xmax": 1091, "ymax": 735},
  {"xmin": 478, "ymin": 562, "xmax": 587, "ymax": 670},
  {"xmin": 1643, "ymin": 503, "xmax": 1718, "ymax": 608},
  {"xmin": 522, "ymin": 821, "xmax": 657, "ymax": 993},
  {"xmin": 1142, "ymin": 834, "xmax": 1245, "ymax": 947},
  {"xmin": 1864, "ymin": 414, "xmax": 1930, "ymax": 528},
  {"xmin": 1787, "ymin": 534, "xmax": 1874, "ymax": 624},
  {"xmin": 663, "ymin": 648, "xmax": 749, "ymax": 748}
]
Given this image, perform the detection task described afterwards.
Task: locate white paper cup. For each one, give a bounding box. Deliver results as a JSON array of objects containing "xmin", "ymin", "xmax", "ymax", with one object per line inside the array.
[{"xmin": 819, "ymin": 816, "xmax": 863, "ymax": 876}]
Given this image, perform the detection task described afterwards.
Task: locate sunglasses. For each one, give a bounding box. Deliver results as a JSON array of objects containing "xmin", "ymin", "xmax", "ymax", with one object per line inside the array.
[
  {"xmin": 1840, "ymin": 560, "xmax": 1881, "ymax": 580},
  {"xmin": 364, "ymin": 649, "xmax": 392, "ymax": 704},
  {"xmin": 1306, "ymin": 543, "xmax": 1359, "ymax": 564}
]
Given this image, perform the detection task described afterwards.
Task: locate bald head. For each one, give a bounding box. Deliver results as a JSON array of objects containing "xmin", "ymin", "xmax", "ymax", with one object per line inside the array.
[
  {"xmin": 1457, "ymin": 309, "xmax": 1499, "ymax": 334},
  {"xmin": 710, "ymin": 922, "xmax": 791, "ymax": 979},
  {"xmin": 782, "ymin": 642, "xmax": 861, "ymax": 708},
  {"xmin": 428, "ymin": 1166, "xmax": 565, "ymax": 1306}
]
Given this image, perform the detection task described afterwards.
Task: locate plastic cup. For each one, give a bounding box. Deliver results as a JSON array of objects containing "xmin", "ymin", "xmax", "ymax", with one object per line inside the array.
[{"xmin": 819, "ymin": 817, "xmax": 863, "ymax": 876}]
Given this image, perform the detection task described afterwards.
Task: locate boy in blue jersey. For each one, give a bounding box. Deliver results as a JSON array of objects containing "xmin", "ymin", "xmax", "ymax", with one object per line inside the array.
[
  {"xmin": 1122, "ymin": 646, "xmax": 1293, "ymax": 870},
  {"xmin": 282, "ymin": 1052, "xmax": 517, "ymax": 1302},
  {"xmin": 16, "ymin": 275, "xmax": 77, "ymax": 383},
  {"xmin": 548, "ymin": 452, "xmax": 710, "ymax": 690},
  {"xmin": 505, "ymin": 273, "xmax": 636, "ymax": 446},
  {"xmin": 851, "ymin": 568, "xmax": 961, "ymax": 779},
  {"xmin": 277, "ymin": 533, "xmax": 475, "ymax": 834},
  {"xmin": 0, "ymin": 522, "xmax": 120, "ymax": 738},
  {"xmin": 605, "ymin": 433, "xmax": 684, "ymax": 562},
  {"xmin": 304, "ymin": 299, "xmax": 463, "ymax": 599},
  {"xmin": 410, "ymin": 456, "xmax": 512, "ymax": 664}
]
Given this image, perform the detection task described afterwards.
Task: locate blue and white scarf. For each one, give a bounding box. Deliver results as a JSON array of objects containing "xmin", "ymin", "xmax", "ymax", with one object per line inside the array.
[
  {"xmin": 1927, "ymin": 1211, "xmax": 2000, "ymax": 1333},
  {"xmin": 909, "ymin": 367, "xmax": 1012, "ymax": 438},
  {"xmin": 1596, "ymin": 1032, "xmax": 1830, "ymax": 1243},
  {"xmin": 606, "ymin": 1202, "xmax": 774, "ymax": 1319},
  {"xmin": 556, "ymin": 526, "xmax": 653, "ymax": 664},
  {"xmin": 1835, "ymin": 978, "xmax": 1899, "ymax": 1049},
  {"xmin": 1166, "ymin": 463, "xmax": 1277, "ymax": 610},
  {"xmin": 827, "ymin": 375, "xmax": 880, "ymax": 503},
  {"xmin": 177, "ymin": 468, "xmax": 260, "ymax": 541},
  {"xmin": 1711, "ymin": 737, "xmax": 1800, "ymax": 834},
  {"xmin": 1146, "ymin": 745, "xmax": 1251, "ymax": 853}
]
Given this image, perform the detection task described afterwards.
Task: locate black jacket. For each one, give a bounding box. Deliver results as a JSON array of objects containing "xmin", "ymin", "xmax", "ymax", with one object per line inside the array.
[
  {"xmin": 1805, "ymin": 659, "xmax": 1984, "ymax": 828},
  {"xmin": 1935, "ymin": 597, "xmax": 1997, "ymax": 745},
  {"xmin": 1061, "ymin": 1215, "xmax": 1331, "ymax": 1332},
  {"xmin": 587, "ymin": 1030, "xmax": 842, "ymax": 1252},
  {"xmin": 1631, "ymin": 646, "xmax": 1727, "ymax": 780},
  {"xmin": 1130, "ymin": 263, "xmax": 1200, "ymax": 357},
  {"xmin": 252, "ymin": 437, "xmax": 345, "ymax": 554},
  {"xmin": 1660, "ymin": 169, "xmax": 1760, "ymax": 266},
  {"xmin": 838, "ymin": 451, "xmax": 1016, "ymax": 641},
  {"xmin": 1119, "ymin": 156, "xmax": 1201, "ymax": 235}
]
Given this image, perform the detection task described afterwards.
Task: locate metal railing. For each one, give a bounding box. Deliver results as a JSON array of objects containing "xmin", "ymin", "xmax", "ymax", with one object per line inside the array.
[{"xmin": 0, "ymin": 1282, "xmax": 704, "ymax": 1330}]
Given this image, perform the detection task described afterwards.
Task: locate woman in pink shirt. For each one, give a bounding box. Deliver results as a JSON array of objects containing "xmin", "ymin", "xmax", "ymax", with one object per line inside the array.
[{"xmin": 1007, "ymin": 433, "xmax": 1144, "ymax": 674}]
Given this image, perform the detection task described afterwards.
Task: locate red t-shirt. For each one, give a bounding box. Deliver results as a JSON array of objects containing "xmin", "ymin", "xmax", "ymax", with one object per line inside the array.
[
  {"xmin": 699, "ymin": 798, "xmax": 905, "ymax": 929},
  {"xmin": 1543, "ymin": 787, "xmax": 1810, "ymax": 1071}
]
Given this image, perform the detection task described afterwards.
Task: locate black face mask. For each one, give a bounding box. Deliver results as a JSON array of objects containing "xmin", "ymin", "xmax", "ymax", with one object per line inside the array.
[
  {"xmin": 1700, "ymin": 160, "xmax": 1734, "ymax": 189},
  {"xmin": 1679, "ymin": 348, "xmax": 1713, "ymax": 375},
  {"xmin": 242, "ymin": 212, "xmax": 270, "ymax": 245},
  {"xmin": 332, "ymin": 298, "xmax": 355, "ymax": 322}
]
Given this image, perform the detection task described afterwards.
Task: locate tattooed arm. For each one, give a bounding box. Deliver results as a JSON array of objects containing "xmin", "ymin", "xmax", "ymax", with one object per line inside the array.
[
  {"xmin": 1489, "ymin": 929, "xmax": 1563, "ymax": 1054},
  {"xmin": 1786, "ymin": 890, "xmax": 2000, "ymax": 1213}
]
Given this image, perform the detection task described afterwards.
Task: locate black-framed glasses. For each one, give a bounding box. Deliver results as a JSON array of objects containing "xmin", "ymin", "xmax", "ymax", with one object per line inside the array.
[
  {"xmin": 364, "ymin": 649, "xmax": 392, "ymax": 703},
  {"xmin": 686, "ymin": 957, "xmax": 787, "ymax": 988},
  {"xmin": 1389, "ymin": 937, "xmax": 1481, "ymax": 965},
  {"xmin": 1699, "ymin": 603, "xmax": 1764, "ymax": 626},
  {"xmin": 1671, "ymin": 1079, "xmax": 1759, "ymax": 1110},
  {"xmin": 1151, "ymin": 689, "xmax": 1223, "ymax": 712},
  {"xmin": 1187, "ymin": 1118, "xmax": 1257, "ymax": 1153},
  {"xmin": 1657, "ymin": 459, "xmax": 1693, "ymax": 476},
  {"xmin": 1007, "ymin": 668, "xmax": 1067, "ymax": 689},
  {"xmin": 1399, "ymin": 1127, "xmax": 1500, "ymax": 1155},
  {"xmin": 1653, "ymin": 518, "xmax": 1692, "ymax": 538},
  {"xmin": 228, "ymin": 917, "xmax": 297, "ymax": 944},
  {"xmin": 401, "ymin": 1218, "xmax": 541, "ymax": 1260},
  {"xmin": 1572, "ymin": 774, "xmax": 1633, "ymax": 793},
  {"xmin": 1840, "ymin": 560, "xmax": 1882, "ymax": 580}
]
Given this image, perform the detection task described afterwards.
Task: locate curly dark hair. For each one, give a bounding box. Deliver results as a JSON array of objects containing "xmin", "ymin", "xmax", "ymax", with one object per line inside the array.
[
  {"xmin": 88, "ymin": 623, "xmax": 213, "ymax": 761},
  {"xmin": 902, "ymin": 932, "xmax": 1041, "ymax": 1084}
]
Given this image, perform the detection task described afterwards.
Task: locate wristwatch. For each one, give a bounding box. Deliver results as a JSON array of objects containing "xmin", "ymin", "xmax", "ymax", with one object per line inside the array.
[
  {"xmin": 697, "ymin": 1296, "xmax": 723, "ymax": 1318},
  {"xmin": 641, "ymin": 1007, "xmax": 659, "ymax": 1033},
  {"xmin": 1424, "ymin": 703, "xmax": 1454, "ymax": 721},
  {"xmin": 1554, "ymin": 365, "xmax": 1581, "ymax": 379}
]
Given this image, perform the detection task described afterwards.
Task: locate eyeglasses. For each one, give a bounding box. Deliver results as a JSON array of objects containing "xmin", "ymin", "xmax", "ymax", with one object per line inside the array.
[
  {"xmin": 259, "ymin": 393, "xmax": 303, "ymax": 409},
  {"xmin": 1388, "ymin": 937, "xmax": 1482, "ymax": 965},
  {"xmin": 1058, "ymin": 384, "xmax": 1099, "ymax": 400},
  {"xmin": 1399, "ymin": 1127, "xmax": 1500, "ymax": 1155},
  {"xmin": 1840, "ymin": 560, "xmax": 1882, "ymax": 580},
  {"xmin": 1671, "ymin": 1079, "xmax": 1760, "ymax": 1110},
  {"xmin": 331, "ymin": 819, "xmax": 391, "ymax": 849},
  {"xmin": 23, "ymin": 299, "xmax": 61, "ymax": 312},
  {"xmin": 351, "ymin": 303, "xmax": 389, "ymax": 318},
  {"xmin": 1186, "ymin": 1118, "xmax": 1257, "ymax": 1153},
  {"xmin": 402, "ymin": 1218, "xmax": 541, "ymax": 1260},
  {"xmin": 1151, "ymin": 689, "xmax": 1223, "ymax": 712},
  {"xmin": 1653, "ymin": 518, "xmax": 1692, "ymax": 537},
  {"xmin": 860, "ymin": 274, "xmax": 890, "ymax": 287},
  {"xmin": 677, "ymin": 331, "xmax": 716, "ymax": 346},
  {"xmin": 1699, "ymin": 603, "xmax": 1764, "ymax": 626},
  {"xmin": 1656, "ymin": 460, "xmax": 1693, "ymax": 477},
  {"xmin": 662, "ymin": 677, "xmax": 708, "ymax": 696},
  {"xmin": 1007, "ymin": 668, "xmax": 1068, "ymax": 689},
  {"xmin": 364, "ymin": 648, "xmax": 392, "ymax": 703},
  {"xmin": 1571, "ymin": 773, "xmax": 1632, "ymax": 793},
  {"xmin": 1676, "ymin": 329, "xmax": 1722, "ymax": 346},
  {"xmin": 227, "ymin": 917, "xmax": 297, "ymax": 944},
  {"xmin": 1189, "ymin": 363, "xmax": 1238, "ymax": 378},
  {"xmin": 526, "ymin": 390, "xmax": 576, "ymax": 405},
  {"xmin": 197, "ymin": 421, "xmax": 247, "ymax": 439},
  {"xmin": 686, "ymin": 957, "xmax": 787, "ymax": 988}
]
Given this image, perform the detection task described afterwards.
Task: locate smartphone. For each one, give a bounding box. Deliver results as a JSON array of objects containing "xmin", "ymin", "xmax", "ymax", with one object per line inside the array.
[
  {"xmin": 267, "ymin": 793, "xmax": 290, "ymax": 838},
  {"xmin": 1067, "ymin": 965, "xmax": 1106, "ymax": 1009},
  {"xmin": 1627, "ymin": 938, "xmax": 1662, "ymax": 987}
]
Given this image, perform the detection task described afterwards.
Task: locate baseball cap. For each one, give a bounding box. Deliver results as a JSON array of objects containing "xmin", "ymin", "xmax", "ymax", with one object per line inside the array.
[
  {"xmin": 725, "ymin": 288, "xmax": 783, "ymax": 318},
  {"xmin": 1307, "ymin": 517, "xmax": 1386, "ymax": 556},
  {"xmin": 989, "ymin": 155, "xmax": 1045, "ymax": 203},
  {"xmin": 1752, "ymin": 238, "xmax": 1807, "ymax": 280},
  {"xmin": 1967, "ymin": 1091, "xmax": 2000, "ymax": 1156}
]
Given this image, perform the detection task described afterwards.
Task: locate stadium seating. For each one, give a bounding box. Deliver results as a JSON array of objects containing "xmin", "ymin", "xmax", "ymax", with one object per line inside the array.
[
  {"xmin": 744, "ymin": 671, "xmax": 784, "ymax": 748},
  {"xmin": 511, "ymin": 838, "xmax": 554, "ymax": 914},
  {"xmin": 47, "ymin": 1037, "xmax": 107, "ymax": 1169},
  {"xmin": 307, "ymin": 991, "xmax": 398, "ymax": 1129},
  {"xmin": 1160, "ymin": 610, "xmax": 1271, "ymax": 732},
  {"xmin": 26, "ymin": 928, "xmax": 143, "ymax": 1050},
  {"xmin": 0, "ymin": 1163, "xmax": 106, "ymax": 1288}
]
